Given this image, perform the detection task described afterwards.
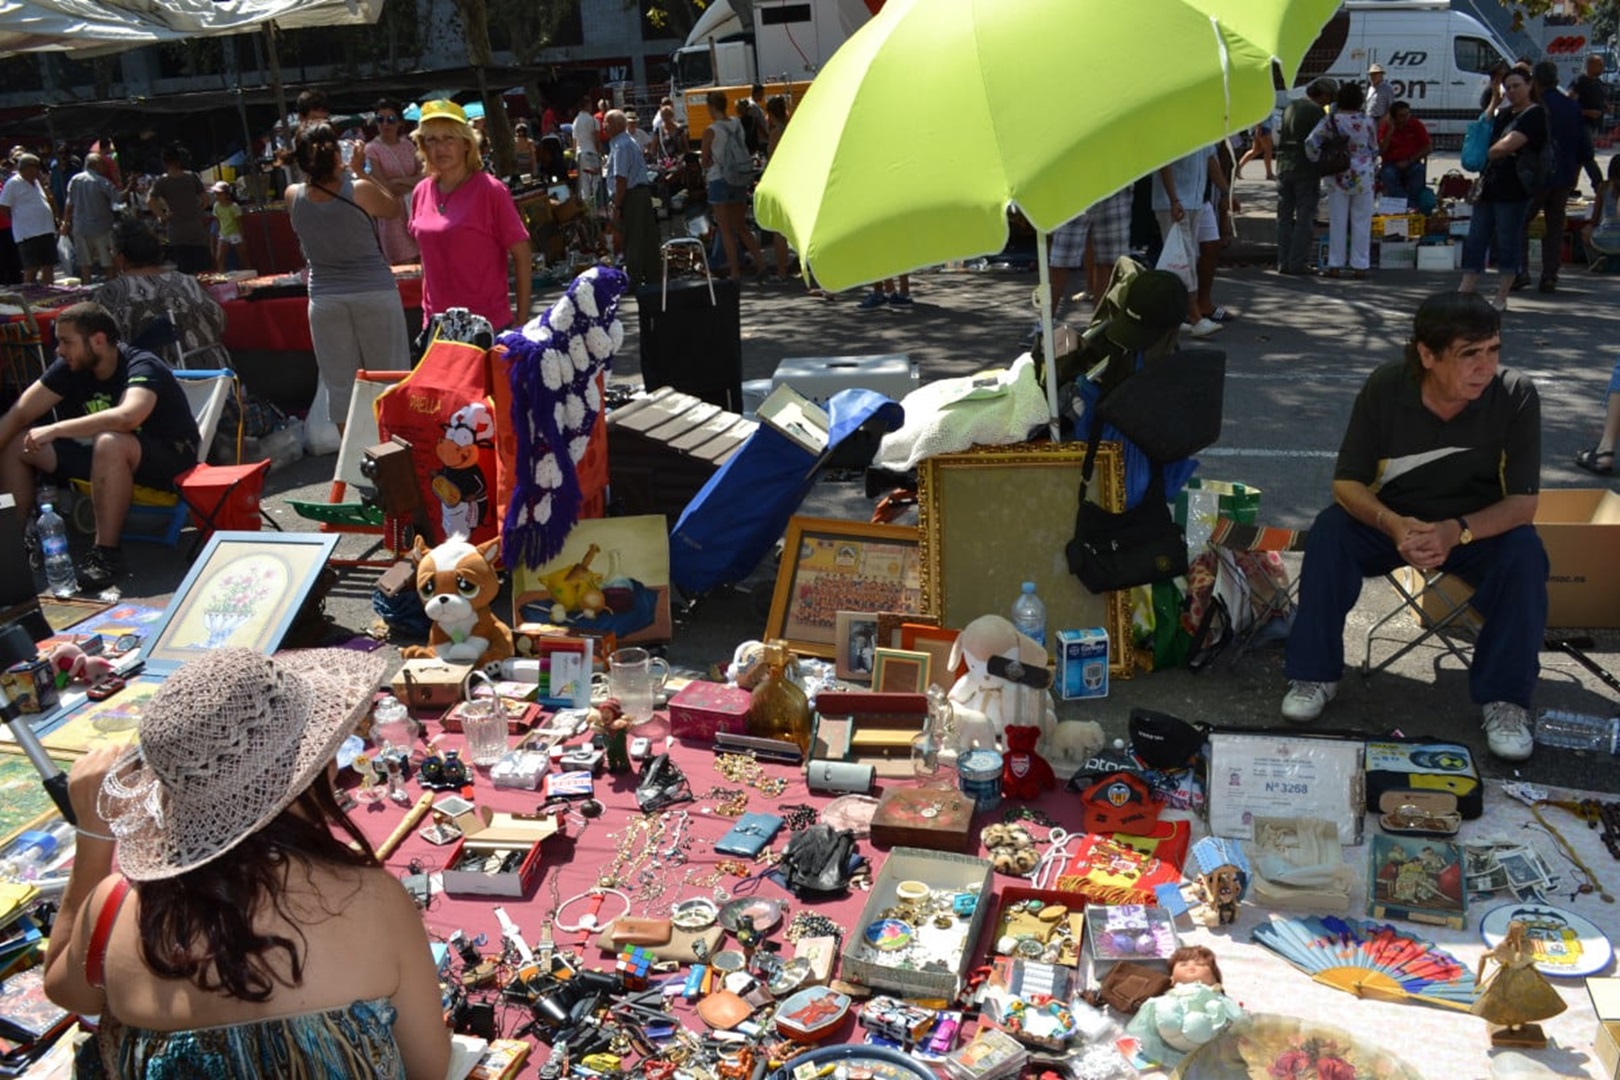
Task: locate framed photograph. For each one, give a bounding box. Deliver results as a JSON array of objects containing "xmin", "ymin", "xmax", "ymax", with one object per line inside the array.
[
  {"xmin": 871, "ymin": 647, "xmax": 932, "ymax": 694},
  {"xmin": 876, "ymin": 611, "xmax": 933, "ymax": 650},
  {"xmin": 917, "ymin": 441, "xmax": 1131, "ymax": 678},
  {"xmin": 765, "ymin": 517, "xmax": 922, "ymax": 659},
  {"xmin": 900, "ymin": 623, "xmax": 962, "ymax": 689},
  {"xmin": 140, "ymin": 532, "xmax": 336, "ymax": 676},
  {"xmin": 512, "ymin": 515, "xmax": 672, "ymax": 643},
  {"xmin": 834, "ymin": 611, "xmax": 880, "ymax": 682}
]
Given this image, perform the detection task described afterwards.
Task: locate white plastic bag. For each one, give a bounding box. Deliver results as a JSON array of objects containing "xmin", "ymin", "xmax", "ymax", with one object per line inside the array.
[
  {"xmin": 304, "ymin": 381, "xmax": 342, "ymax": 456},
  {"xmin": 1155, "ymin": 218, "xmax": 1197, "ymax": 291}
]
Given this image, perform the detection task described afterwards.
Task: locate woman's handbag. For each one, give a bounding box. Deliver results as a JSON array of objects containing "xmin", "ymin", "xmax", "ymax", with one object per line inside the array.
[
  {"xmin": 1064, "ymin": 406, "xmax": 1188, "ymax": 596},
  {"xmin": 1461, "ymin": 110, "xmax": 1494, "ymax": 173}
]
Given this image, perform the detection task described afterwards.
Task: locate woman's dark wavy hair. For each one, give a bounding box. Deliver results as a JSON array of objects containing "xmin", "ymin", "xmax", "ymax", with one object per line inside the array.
[
  {"xmin": 1403, "ymin": 292, "xmax": 1500, "ymax": 378},
  {"xmin": 294, "ymin": 122, "xmax": 341, "ymax": 184},
  {"xmin": 135, "ymin": 770, "xmax": 377, "ymax": 1002}
]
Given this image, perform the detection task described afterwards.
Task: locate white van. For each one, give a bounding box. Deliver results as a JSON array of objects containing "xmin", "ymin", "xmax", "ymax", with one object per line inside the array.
[{"xmin": 1290, "ymin": 0, "xmax": 1516, "ymax": 139}]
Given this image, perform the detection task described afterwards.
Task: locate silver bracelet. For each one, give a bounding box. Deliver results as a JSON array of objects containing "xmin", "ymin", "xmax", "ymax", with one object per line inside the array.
[{"xmin": 75, "ymin": 827, "xmax": 115, "ymax": 843}]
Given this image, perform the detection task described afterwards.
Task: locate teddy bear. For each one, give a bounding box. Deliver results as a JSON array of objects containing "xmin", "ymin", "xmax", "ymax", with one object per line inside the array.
[
  {"xmin": 1045, "ymin": 719, "xmax": 1107, "ymax": 780},
  {"xmin": 399, "ymin": 534, "xmax": 514, "ymax": 668},
  {"xmin": 1001, "ymin": 724, "xmax": 1055, "ymax": 800},
  {"xmin": 947, "ymin": 614, "xmax": 1056, "ymax": 755}
]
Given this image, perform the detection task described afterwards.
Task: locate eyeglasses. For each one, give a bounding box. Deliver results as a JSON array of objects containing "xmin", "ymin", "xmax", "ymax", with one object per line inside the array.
[
  {"xmin": 378, "ymin": 116, "xmax": 400, "ymax": 124},
  {"xmin": 422, "ymin": 134, "xmax": 462, "ymax": 146}
]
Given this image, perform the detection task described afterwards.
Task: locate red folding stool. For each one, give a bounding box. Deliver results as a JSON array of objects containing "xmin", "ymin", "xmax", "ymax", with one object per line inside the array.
[{"xmin": 175, "ymin": 459, "xmax": 280, "ymax": 558}]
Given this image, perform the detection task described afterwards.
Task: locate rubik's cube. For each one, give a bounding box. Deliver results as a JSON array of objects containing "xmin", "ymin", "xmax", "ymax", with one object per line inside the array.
[{"xmin": 616, "ymin": 946, "xmax": 654, "ymax": 989}]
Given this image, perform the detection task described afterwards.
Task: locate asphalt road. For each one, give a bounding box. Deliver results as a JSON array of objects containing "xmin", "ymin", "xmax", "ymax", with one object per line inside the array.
[{"xmin": 46, "ymin": 155, "xmax": 1620, "ymax": 795}]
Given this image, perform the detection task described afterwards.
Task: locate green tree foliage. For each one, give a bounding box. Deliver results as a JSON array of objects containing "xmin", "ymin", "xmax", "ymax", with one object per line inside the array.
[{"xmin": 642, "ymin": 0, "xmax": 710, "ymax": 41}]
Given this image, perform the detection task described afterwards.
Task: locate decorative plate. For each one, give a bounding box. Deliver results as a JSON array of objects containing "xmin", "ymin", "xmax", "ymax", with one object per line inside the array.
[
  {"xmin": 763, "ymin": 1043, "xmax": 937, "ymax": 1080},
  {"xmin": 822, "ymin": 793, "xmax": 881, "ymax": 837},
  {"xmin": 863, "ymin": 918, "xmax": 914, "ymax": 951},
  {"xmin": 1172, "ymin": 1013, "xmax": 1424, "ymax": 1080},
  {"xmin": 672, "ymin": 897, "xmax": 719, "ymax": 932},
  {"xmin": 1479, "ymin": 901, "xmax": 1614, "ymax": 977},
  {"xmin": 719, "ymin": 896, "xmax": 785, "ymax": 934}
]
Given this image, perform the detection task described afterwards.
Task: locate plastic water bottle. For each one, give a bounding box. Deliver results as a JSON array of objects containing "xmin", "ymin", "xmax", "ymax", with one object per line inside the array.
[
  {"xmin": 1534, "ymin": 709, "xmax": 1619, "ymax": 753},
  {"xmin": 1011, "ymin": 581, "xmax": 1047, "ymax": 649},
  {"xmin": 0, "ymin": 822, "xmax": 75, "ymax": 882},
  {"xmin": 37, "ymin": 504, "xmax": 77, "ymax": 597}
]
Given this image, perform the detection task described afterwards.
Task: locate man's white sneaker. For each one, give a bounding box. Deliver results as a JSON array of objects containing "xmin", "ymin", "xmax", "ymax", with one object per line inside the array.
[
  {"xmin": 1187, "ymin": 316, "xmax": 1223, "ymax": 339},
  {"xmin": 1482, "ymin": 702, "xmax": 1534, "ymax": 761},
  {"xmin": 1281, "ymin": 680, "xmax": 1337, "ymax": 723}
]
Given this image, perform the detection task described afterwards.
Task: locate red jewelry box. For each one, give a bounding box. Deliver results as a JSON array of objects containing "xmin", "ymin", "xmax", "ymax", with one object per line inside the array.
[{"xmin": 669, "ymin": 681, "xmax": 752, "ymax": 744}]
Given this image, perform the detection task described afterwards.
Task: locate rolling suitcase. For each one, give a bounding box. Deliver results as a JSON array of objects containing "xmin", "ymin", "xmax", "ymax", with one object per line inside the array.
[{"xmin": 637, "ymin": 240, "xmax": 742, "ymax": 412}]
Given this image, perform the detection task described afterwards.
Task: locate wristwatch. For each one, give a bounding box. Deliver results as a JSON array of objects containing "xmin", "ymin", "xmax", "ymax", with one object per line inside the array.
[{"xmin": 1455, "ymin": 516, "xmax": 1474, "ymax": 545}]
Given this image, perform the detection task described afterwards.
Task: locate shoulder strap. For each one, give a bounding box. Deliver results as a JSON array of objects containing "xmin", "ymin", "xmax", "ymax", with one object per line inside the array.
[{"xmin": 85, "ymin": 875, "xmax": 132, "ymax": 990}]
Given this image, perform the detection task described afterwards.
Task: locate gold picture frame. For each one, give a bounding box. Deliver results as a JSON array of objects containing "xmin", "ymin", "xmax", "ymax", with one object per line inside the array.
[
  {"xmin": 765, "ymin": 517, "xmax": 923, "ymax": 659},
  {"xmin": 918, "ymin": 441, "xmax": 1133, "ymax": 678}
]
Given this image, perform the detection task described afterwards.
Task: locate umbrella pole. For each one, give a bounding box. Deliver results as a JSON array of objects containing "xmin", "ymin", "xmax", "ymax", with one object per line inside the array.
[{"xmin": 1036, "ymin": 230, "xmax": 1061, "ymax": 440}]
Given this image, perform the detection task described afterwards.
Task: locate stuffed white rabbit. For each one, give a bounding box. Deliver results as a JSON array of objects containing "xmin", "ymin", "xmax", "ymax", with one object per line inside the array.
[{"xmin": 946, "ymin": 614, "xmax": 1058, "ymax": 754}]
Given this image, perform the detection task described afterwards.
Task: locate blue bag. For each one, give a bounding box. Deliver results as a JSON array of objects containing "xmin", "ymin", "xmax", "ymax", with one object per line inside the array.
[
  {"xmin": 1461, "ymin": 111, "xmax": 1493, "ymax": 173},
  {"xmin": 669, "ymin": 389, "xmax": 904, "ymax": 596}
]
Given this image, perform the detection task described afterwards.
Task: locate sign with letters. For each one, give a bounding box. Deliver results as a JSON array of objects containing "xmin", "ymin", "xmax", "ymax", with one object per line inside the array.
[{"xmin": 1206, "ymin": 732, "xmax": 1366, "ymax": 846}]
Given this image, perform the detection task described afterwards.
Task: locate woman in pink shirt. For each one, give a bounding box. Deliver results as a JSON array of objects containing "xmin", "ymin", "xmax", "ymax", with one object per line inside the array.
[{"xmin": 408, "ymin": 100, "xmax": 531, "ymax": 330}]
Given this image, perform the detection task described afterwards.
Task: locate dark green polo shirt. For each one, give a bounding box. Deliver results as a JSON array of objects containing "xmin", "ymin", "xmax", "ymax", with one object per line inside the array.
[{"xmin": 1334, "ymin": 359, "xmax": 1540, "ymax": 520}]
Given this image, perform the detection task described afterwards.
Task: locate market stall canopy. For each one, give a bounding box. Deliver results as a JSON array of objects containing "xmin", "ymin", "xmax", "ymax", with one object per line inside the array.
[{"xmin": 0, "ymin": 0, "xmax": 383, "ymax": 57}]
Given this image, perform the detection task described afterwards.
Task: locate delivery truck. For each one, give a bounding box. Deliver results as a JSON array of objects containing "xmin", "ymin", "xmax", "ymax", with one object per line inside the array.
[
  {"xmin": 1291, "ymin": 0, "xmax": 1517, "ymax": 138},
  {"xmin": 672, "ymin": 0, "xmax": 881, "ymax": 137}
]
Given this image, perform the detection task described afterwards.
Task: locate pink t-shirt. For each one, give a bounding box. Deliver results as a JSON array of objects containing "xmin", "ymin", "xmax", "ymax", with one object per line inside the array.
[{"xmin": 409, "ymin": 171, "xmax": 529, "ymax": 329}]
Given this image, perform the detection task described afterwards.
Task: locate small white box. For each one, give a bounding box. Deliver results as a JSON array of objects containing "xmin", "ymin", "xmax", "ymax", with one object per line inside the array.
[
  {"xmin": 1379, "ymin": 241, "xmax": 1417, "ymax": 270},
  {"xmin": 1057, "ymin": 628, "xmax": 1109, "ymax": 700},
  {"xmin": 1416, "ymin": 244, "xmax": 1460, "ymax": 271},
  {"xmin": 771, "ymin": 354, "xmax": 918, "ymax": 406}
]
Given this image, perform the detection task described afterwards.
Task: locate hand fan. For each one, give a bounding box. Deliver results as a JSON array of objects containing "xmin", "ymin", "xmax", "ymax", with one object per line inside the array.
[{"xmin": 1251, "ymin": 914, "xmax": 1478, "ymax": 1011}]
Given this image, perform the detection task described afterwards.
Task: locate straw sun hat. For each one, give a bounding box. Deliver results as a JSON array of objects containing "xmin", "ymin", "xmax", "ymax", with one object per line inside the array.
[{"xmin": 98, "ymin": 648, "xmax": 385, "ymax": 882}]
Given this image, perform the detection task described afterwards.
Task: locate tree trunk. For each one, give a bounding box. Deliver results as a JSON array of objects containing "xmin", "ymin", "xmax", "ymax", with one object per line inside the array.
[{"xmin": 454, "ymin": 0, "xmax": 516, "ymax": 177}]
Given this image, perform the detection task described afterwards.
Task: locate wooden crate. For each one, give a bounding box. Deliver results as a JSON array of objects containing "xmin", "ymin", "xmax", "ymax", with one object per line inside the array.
[{"xmin": 607, "ymin": 387, "xmax": 756, "ymax": 520}]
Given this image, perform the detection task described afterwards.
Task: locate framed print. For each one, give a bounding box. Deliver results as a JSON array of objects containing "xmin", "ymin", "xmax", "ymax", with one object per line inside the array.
[
  {"xmin": 765, "ymin": 517, "xmax": 922, "ymax": 659},
  {"xmin": 834, "ymin": 611, "xmax": 880, "ymax": 682},
  {"xmin": 36, "ymin": 674, "xmax": 167, "ymax": 758},
  {"xmin": 876, "ymin": 611, "xmax": 932, "ymax": 650},
  {"xmin": 140, "ymin": 532, "xmax": 336, "ymax": 675},
  {"xmin": 0, "ymin": 755, "xmax": 73, "ymax": 846},
  {"xmin": 917, "ymin": 441, "xmax": 1132, "ymax": 678},
  {"xmin": 512, "ymin": 515, "xmax": 673, "ymax": 643},
  {"xmin": 900, "ymin": 623, "xmax": 961, "ymax": 689},
  {"xmin": 871, "ymin": 647, "xmax": 932, "ymax": 694}
]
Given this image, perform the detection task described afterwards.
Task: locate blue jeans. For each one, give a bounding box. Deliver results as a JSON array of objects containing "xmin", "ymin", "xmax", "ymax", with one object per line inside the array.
[
  {"xmin": 1378, "ymin": 161, "xmax": 1426, "ymax": 207},
  {"xmin": 1284, "ymin": 504, "xmax": 1548, "ymax": 706},
  {"xmin": 1275, "ymin": 171, "xmax": 1322, "ymax": 272},
  {"xmin": 1462, "ymin": 199, "xmax": 1529, "ymax": 275}
]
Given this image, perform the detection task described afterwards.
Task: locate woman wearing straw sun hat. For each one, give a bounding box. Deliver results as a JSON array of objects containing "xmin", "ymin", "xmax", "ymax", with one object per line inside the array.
[
  {"xmin": 408, "ymin": 99, "xmax": 532, "ymax": 332},
  {"xmin": 41, "ymin": 649, "xmax": 450, "ymax": 1077}
]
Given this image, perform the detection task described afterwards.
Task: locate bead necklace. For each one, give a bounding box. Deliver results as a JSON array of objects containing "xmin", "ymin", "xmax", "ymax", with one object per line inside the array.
[{"xmin": 716, "ymin": 751, "xmax": 789, "ymax": 797}]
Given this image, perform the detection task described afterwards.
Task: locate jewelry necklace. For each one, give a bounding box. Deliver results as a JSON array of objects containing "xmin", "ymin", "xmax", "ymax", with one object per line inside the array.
[{"xmin": 436, "ymin": 173, "xmax": 469, "ymax": 214}]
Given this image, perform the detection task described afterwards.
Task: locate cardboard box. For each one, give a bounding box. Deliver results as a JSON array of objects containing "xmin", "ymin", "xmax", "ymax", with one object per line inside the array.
[
  {"xmin": 1586, "ymin": 977, "xmax": 1620, "ymax": 1079},
  {"xmin": 440, "ymin": 809, "xmax": 561, "ymax": 898},
  {"xmin": 1056, "ymin": 629, "xmax": 1109, "ymax": 700},
  {"xmin": 1416, "ymin": 244, "xmax": 1460, "ymax": 271},
  {"xmin": 0, "ymin": 660, "xmax": 57, "ymax": 715},
  {"xmin": 1379, "ymin": 241, "xmax": 1417, "ymax": 269},
  {"xmin": 771, "ymin": 354, "xmax": 918, "ymax": 407},
  {"xmin": 1402, "ymin": 490, "xmax": 1620, "ymax": 628},
  {"xmin": 843, "ymin": 847, "xmax": 993, "ymax": 998}
]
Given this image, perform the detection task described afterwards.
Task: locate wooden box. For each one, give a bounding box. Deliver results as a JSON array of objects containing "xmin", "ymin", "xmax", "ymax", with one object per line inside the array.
[
  {"xmin": 870, "ymin": 786, "xmax": 975, "ymax": 853},
  {"xmin": 815, "ymin": 690, "xmax": 929, "ymax": 778},
  {"xmin": 606, "ymin": 388, "xmax": 756, "ymax": 520}
]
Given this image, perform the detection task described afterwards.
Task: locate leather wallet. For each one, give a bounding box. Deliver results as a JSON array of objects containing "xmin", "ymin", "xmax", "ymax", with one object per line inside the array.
[
  {"xmin": 714, "ymin": 812, "xmax": 784, "ymax": 857},
  {"xmin": 608, "ymin": 916, "xmax": 672, "ymax": 946},
  {"xmin": 597, "ymin": 923, "xmax": 722, "ymax": 964}
]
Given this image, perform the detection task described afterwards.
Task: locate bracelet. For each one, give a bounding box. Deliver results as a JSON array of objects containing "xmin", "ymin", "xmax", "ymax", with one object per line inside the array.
[{"xmin": 76, "ymin": 827, "xmax": 115, "ymax": 843}]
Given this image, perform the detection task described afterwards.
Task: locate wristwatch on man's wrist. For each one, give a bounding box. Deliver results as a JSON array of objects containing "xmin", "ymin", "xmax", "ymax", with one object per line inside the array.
[{"xmin": 1455, "ymin": 516, "xmax": 1474, "ymax": 545}]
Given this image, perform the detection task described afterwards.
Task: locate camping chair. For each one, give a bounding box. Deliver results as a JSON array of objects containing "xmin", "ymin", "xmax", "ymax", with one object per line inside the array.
[
  {"xmin": 1204, "ymin": 516, "xmax": 1308, "ymax": 660},
  {"xmin": 0, "ymin": 293, "xmax": 49, "ymax": 409},
  {"xmin": 1362, "ymin": 567, "xmax": 1478, "ymax": 676},
  {"xmin": 132, "ymin": 310, "xmax": 232, "ymax": 371},
  {"xmin": 72, "ymin": 370, "xmax": 269, "ymax": 549}
]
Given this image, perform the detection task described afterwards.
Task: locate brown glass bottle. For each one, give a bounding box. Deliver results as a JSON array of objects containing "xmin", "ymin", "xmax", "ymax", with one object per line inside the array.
[{"xmin": 747, "ymin": 642, "xmax": 812, "ymax": 756}]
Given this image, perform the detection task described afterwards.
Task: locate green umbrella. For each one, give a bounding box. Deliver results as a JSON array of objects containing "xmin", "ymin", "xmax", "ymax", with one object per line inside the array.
[{"xmin": 755, "ymin": 0, "xmax": 1340, "ymax": 429}]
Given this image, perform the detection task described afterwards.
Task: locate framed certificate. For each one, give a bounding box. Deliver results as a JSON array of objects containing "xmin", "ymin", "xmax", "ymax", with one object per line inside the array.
[{"xmin": 1207, "ymin": 732, "xmax": 1366, "ymax": 846}]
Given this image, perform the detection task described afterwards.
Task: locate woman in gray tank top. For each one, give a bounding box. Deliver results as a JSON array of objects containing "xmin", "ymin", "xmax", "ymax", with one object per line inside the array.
[{"xmin": 287, "ymin": 123, "xmax": 412, "ymax": 434}]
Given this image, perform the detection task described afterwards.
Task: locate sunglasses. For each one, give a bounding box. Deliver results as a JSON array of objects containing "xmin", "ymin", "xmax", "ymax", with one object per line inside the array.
[{"xmin": 378, "ymin": 116, "xmax": 400, "ymax": 124}]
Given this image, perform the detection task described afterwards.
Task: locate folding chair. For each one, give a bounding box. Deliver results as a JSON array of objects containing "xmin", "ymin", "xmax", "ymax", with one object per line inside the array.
[
  {"xmin": 74, "ymin": 370, "xmax": 263, "ymax": 548},
  {"xmin": 0, "ymin": 293, "xmax": 49, "ymax": 410},
  {"xmin": 1208, "ymin": 516, "xmax": 1308, "ymax": 657},
  {"xmin": 1361, "ymin": 567, "xmax": 1478, "ymax": 676}
]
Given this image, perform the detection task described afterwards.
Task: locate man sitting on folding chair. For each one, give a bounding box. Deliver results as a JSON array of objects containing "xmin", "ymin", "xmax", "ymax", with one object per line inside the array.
[
  {"xmin": 0, "ymin": 301, "xmax": 200, "ymax": 590},
  {"xmin": 1281, "ymin": 292, "xmax": 1547, "ymax": 762}
]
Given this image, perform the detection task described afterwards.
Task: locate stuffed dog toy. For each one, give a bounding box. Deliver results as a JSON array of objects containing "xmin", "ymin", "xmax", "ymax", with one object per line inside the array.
[
  {"xmin": 947, "ymin": 614, "xmax": 1057, "ymax": 754},
  {"xmin": 400, "ymin": 534, "xmax": 514, "ymax": 668}
]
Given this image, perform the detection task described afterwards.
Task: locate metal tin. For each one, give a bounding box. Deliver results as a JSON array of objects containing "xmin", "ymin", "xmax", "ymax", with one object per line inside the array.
[{"xmin": 958, "ymin": 748, "xmax": 1003, "ymax": 812}]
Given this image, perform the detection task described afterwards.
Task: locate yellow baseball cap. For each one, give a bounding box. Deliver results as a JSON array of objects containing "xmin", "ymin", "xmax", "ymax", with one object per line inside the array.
[{"xmin": 418, "ymin": 99, "xmax": 468, "ymax": 124}]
